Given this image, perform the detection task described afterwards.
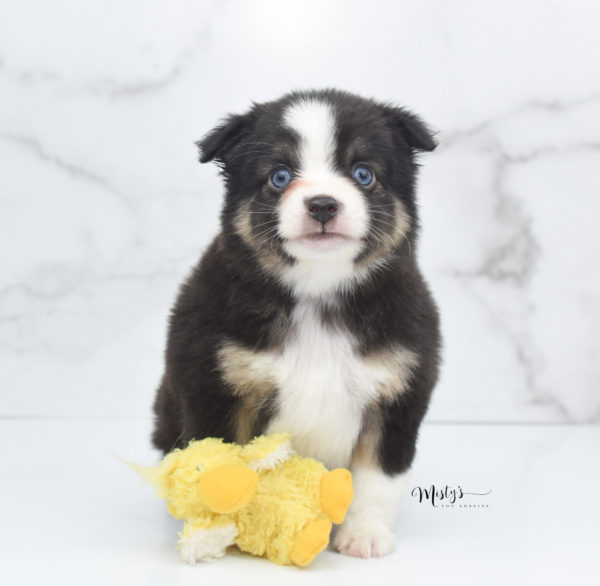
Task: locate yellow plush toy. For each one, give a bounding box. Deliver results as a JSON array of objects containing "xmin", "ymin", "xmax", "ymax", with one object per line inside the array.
[{"xmin": 135, "ymin": 434, "xmax": 353, "ymax": 566}]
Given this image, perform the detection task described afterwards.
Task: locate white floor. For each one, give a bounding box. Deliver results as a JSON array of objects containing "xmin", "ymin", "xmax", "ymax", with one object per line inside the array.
[{"xmin": 1, "ymin": 419, "xmax": 598, "ymax": 586}]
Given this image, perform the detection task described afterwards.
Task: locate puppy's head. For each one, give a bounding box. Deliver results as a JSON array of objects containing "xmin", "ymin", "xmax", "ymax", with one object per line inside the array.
[{"xmin": 198, "ymin": 89, "xmax": 436, "ymax": 297}]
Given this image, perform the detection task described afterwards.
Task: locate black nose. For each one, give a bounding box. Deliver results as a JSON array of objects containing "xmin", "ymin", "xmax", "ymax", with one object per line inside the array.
[{"xmin": 306, "ymin": 196, "xmax": 339, "ymax": 225}]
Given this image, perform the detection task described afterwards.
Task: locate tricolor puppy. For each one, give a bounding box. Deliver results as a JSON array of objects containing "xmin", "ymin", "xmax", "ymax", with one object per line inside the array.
[{"xmin": 152, "ymin": 89, "xmax": 441, "ymax": 558}]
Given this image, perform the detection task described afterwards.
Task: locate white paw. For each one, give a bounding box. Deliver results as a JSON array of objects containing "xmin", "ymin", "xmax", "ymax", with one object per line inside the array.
[{"xmin": 333, "ymin": 519, "xmax": 396, "ymax": 559}]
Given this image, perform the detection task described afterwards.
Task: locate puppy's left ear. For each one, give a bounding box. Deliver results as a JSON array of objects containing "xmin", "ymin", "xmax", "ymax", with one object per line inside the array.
[
  {"xmin": 384, "ymin": 106, "xmax": 437, "ymax": 152},
  {"xmin": 196, "ymin": 112, "xmax": 254, "ymax": 165}
]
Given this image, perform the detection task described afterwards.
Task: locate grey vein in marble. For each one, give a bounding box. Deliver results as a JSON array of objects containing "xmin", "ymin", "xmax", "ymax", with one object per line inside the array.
[{"xmin": 0, "ymin": 132, "xmax": 134, "ymax": 206}]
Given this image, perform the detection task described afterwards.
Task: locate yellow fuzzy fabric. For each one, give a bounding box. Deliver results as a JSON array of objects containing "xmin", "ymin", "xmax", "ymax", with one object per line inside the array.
[{"xmin": 138, "ymin": 434, "xmax": 353, "ymax": 566}]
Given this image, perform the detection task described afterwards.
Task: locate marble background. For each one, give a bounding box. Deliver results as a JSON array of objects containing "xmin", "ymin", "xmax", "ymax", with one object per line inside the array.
[{"xmin": 1, "ymin": 0, "xmax": 599, "ymax": 423}]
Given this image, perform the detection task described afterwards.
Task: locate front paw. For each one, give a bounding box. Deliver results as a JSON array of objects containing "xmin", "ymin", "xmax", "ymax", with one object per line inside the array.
[{"xmin": 333, "ymin": 519, "xmax": 396, "ymax": 559}]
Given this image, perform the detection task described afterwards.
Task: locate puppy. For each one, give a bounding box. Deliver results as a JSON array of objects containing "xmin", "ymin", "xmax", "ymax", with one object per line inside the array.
[{"xmin": 152, "ymin": 89, "xmax": 441, "ymax": 559}]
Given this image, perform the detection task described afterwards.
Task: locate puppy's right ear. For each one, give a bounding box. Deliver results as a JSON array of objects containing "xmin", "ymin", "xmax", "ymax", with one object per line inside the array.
[
  {"xmin": 196, "ymin": 113, "xmax": 254, "ymax": 165},
  {"xmin": 383, "ymin": 106, "xmax": 438, "ymax": 153}
]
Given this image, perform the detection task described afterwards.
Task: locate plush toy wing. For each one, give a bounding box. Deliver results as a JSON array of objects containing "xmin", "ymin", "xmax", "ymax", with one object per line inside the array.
[{"xmin": 243, "ymin": 433, "xmax": 295, "ymax": 472}]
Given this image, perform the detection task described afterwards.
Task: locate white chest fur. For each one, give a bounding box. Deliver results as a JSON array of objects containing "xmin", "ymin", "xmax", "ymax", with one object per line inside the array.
[
  {"xmin": 218, "ymin": 301, "xmax": 419, "ymax": 470},
  {"xmin": 267, "ymin": 300, "xmax": 414, "ymax": 469}
]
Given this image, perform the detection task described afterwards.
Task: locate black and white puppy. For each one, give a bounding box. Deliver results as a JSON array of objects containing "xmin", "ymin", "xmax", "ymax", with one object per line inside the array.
[{"xmin": 152, "ymin": 89, "xmax": 441, "ymax": 559}]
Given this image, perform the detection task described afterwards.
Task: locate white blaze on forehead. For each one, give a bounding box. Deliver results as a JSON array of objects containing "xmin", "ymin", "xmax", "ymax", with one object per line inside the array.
[
  {"xmin": 283, "ymin": 99, "xmax": 336, "ymax": 175},
  {"xmin": 278, "ymin": 97, "xmax": 370, "ymax": 297}
]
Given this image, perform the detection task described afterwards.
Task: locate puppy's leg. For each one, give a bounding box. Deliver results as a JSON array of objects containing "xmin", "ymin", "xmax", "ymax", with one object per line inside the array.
[
  {"xmin": 151, "ymin": 375, "xmax": 183, "ymax": 453},
  {"xmin": 334, "ymin": 377, "xmax": 432, "ymax": 558},
  {"xmin": 333, "ymin": 465, "xmax": 408, "ymax": 558}
]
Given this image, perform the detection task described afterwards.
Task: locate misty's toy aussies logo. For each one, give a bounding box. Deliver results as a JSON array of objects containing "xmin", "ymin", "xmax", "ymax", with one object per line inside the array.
[{"xmin": 411, "ymin": 484, "xmax": 492, "ymax": 508}]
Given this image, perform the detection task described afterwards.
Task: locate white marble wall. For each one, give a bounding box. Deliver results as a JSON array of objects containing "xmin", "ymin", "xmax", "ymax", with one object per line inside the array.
[{"xmin": 1, "ymin": 0, "xmax": 599, "ymax": 422}]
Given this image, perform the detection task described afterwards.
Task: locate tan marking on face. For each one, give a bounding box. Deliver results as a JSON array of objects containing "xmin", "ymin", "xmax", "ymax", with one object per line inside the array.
[
  {"xmin": 356, "ymin": 199, "xmax": 412, "ymax": 270},
  {"xmin": 233, "ymin": 201, "xmax": 254, "ymax": 244},
  {"xmin": 390, "ymin": 199, "xmax": 412, "ymax": 248},
  {"xmin": 232, "ymin": 200, "xmax": 289, "ymax": 277}
]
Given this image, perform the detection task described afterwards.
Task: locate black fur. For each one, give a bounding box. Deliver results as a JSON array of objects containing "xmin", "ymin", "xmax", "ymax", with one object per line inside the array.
[{"xmin": 152, "ymin": 89, "xmax": 441, "ymax": 478}]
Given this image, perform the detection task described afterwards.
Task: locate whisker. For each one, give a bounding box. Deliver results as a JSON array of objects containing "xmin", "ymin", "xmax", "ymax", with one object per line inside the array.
[
  {"xmin": 252, "ymin": 201, "xmax": 279, "ymax": 210},
  {"xmin": 371, "ymin": 225, "xmax": 398, "ymax": 251},
  {"xmin": 373, "ymin": 223, "xmax": 412, "ymax": 256},
  {"xmin": 370, "ymin": 211, "xmax": 397, "ymax": 218},
  {"xmin": 370, "ymin": 215, "xmax": 397, "ymax": 228},
  {"xmin": 253, "ymin": 225, "xmax": 280, "ymax": 240},
  {"xmin": 370, "ymin": 209, "xmax": 398, "ymax": 220},
  {"xmin": 369, "ymin": 205, "xmax": 397, "ymax": 213},
  {"xmin": 251, "ymin": 219, "xmax": 279, "ymax": 230}
]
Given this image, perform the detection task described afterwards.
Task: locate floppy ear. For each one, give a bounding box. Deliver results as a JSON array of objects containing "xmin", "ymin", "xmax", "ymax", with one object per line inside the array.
[
  {"xmin": 196, "ymin": 112, "xmax": 254, "ymax": 164},
  {"xmin": 384, "ymin": 106, "xmax": 437, "ymax": 152}
]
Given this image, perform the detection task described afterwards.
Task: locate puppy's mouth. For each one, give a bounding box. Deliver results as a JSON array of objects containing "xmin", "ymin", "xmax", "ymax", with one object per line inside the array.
[
  {"xmin": 282, "ymin": 231, "xmax": 360, "ymax": 257},
  {"xmin": 289, "ymin": 229, "xmax": 355, "ymax": 243}
]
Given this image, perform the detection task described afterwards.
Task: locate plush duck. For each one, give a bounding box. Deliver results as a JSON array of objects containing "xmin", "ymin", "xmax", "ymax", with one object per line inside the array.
[{"xmin": 135, "ymin": 433, "xmax": 353, "ymax": 566}]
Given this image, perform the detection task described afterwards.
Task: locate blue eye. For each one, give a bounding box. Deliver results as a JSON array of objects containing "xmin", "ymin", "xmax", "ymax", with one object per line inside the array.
[
  {"xmin": 271, "ymin": 168, "xmax": 292, "ymax": 188},
  {"xmin": 352, "ymin": 165, "xmax": 374, "ymax": 186}
]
